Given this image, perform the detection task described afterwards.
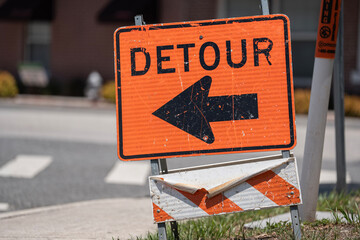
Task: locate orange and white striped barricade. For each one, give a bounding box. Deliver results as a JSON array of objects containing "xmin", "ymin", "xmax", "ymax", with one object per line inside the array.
[{"xmin": 149, "ymin": 154, "xmax": 301, "ymax": 223}]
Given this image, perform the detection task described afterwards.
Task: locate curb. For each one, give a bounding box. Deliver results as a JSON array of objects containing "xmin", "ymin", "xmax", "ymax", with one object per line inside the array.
[
  {"xmin": 0, "ymin": 199, "xmax": 107, "ymax": 220},
  {"xmin": 0, "ymin": 94, "xmax": 115, "ymax": 109},
  {"xmin": 0, "ymin": 198, "xmax": 151, "ymax": 220}
]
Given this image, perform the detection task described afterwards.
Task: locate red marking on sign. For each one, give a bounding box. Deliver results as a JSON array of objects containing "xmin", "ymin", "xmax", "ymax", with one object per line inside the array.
[
  {"xmin": 153, "ymin": 203, "xmax": 174, "ymax": 222},
  {"xmin": 315, "ymin": 0, "xmax": 342, "ymax": 58},
  {"xmin": 247, "ymin": 170, "xmax": 301, "ymax": 205},
  {"xmin": 177, "ymin": 188, "xmax": 243, "ymax": 215},
  {"xmin": 150, "ymin": 157, "xmax": 301, "ymax": 223}
]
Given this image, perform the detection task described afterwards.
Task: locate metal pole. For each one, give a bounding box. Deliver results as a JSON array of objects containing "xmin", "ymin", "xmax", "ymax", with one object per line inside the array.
[
  {"xmin": 134, "ymin": 15, "xmax": 145, "ymax": 25},
  {"xmin": 263, "ymin": 1, "xmax": 301, "ymax": 236},
  {"xmin": 136, "ymin": 14, "xmax": 168, "ymax": 240},
  {"xmin": 281, "ymin": 150, "xmax": 290, "ymax": 159},
  {"xmin": 300, "ymin": 57, "xmax": 334, "ymax": 221},
  {"xmin": 269, "ymin": 0, "xmax": 301, "ymax": 232},
  {"xmin": 300, "ymin": 0, "xmax": 342, "ymax": 222},
  {"xmin": 282, "ymin": 150, "xmax": 302, "ymax": 240},
  {"xmin": 333, "ymin": 1, "xmax": 346, "ymax": 193},
  {"xmin": 158, "ymin": 159, "xmax": 180, "ymax": 240},
  {"xmin": 260, "ymin": 0, "xmax": 270, "ymax": 15},
  {"xmin": 261, "ymin": 1, "xmax": 303, "ymax": 237},
  {"xmin": 150, "ymin": 159, "xmax": 161, "ymax": 175},
  {"xmin": 159, "ymin": 158, "xmax": 168, "ymax": 174},
  {"xmin": 290, "ymin": 205, "xmax": 302, "ymax": 240},
  {"xmin": 150, "ymin": 160, "xmax": 168, "ymax": 240}
]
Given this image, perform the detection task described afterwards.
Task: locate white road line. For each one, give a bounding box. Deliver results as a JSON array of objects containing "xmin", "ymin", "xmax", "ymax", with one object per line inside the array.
[
  {"xmin": 320, "ymin": 169, "xmax": 351, "ymax": 184},
  {"xmin": 105, "ymin": 161, "xmax": 150, "ymax": 185},
  {"xmin": 0, "ymin": 202, "xmax": 9, "ymax": 211},
  {"xmin": 0, "ymin": 155, "xmax": 52, "ymax": 178}
]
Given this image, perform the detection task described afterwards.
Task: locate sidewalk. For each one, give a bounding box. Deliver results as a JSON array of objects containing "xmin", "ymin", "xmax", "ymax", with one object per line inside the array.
[
  {"xmin": 0, "ymin": 94, "xmax": 115, "ymax": 109},
  {"xmin": 0, "ymin": 198, "xmax": 156, "ymax": 240}
]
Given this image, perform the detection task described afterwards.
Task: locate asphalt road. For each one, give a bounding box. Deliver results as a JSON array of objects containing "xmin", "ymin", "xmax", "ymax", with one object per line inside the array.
[{"xmin": 0, "ymin": 100, "xmax": 359, "ymax": 212}]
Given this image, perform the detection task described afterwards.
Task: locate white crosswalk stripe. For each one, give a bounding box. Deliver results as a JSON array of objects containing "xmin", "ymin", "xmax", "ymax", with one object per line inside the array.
[
  {"xmin": 0, "ymin": 154, "xmax": 349, "ymax": 187},
  {"xmin": 103, "ymin": 162, "xmax": 351, "ymax": 186},
  {"xmin": 0, "ymin": 155, "xmax": 52, "ymax": 178},
  {"xmin": 105, "ymin": 161, "xmax": 150, "ymax": 185},
  {"xmin": 0, "ymin": 202, "xmax": 9, "ymax": 211},
  {"xmin": 320, "ymin": 169, "xmax": 351, "ymax": 184}
]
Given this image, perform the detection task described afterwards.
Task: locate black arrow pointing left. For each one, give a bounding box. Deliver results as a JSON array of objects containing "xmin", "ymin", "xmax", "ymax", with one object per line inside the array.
[{"xmin": 152, "ymin": 76, "xmax": 258, "ymax": 144}]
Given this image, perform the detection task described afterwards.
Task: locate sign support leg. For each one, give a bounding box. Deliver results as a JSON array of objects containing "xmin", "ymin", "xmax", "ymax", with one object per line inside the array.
[
  {"xmin": 151, "ymin": 158, "xmax": 179, "ymax": 240},
  {"xmin": 262, "ymin": 0, "xmax": 300, "ymax": 237},
  {"xmin": 290, "ymin": 205, "xmax": 302, "ymax": 240},
  {"xmin": 134, "ymin": 14, "xmax": 145, "ymax": 26},
  {"xmin": 282, "ymin": 150, "xmax": 301, "ymax": 239},
  {"xmin": 262, "ymin": 0, "xmax": 301, "ymax": 235},
  {"xmin": 281, "ymin": 150, "xmax": 290, "ymax": 159},
  {"xmin": 333, "ymin": 1, "xmax": 346, "ymax": 193},
  {"xmin": 156, "ymin": 222, "xmax": 167, "ymax": 240},
  {"xmin": 135, "ymin": 14, "xmax": 172, "ymax": 240},
  {"xmin": 150, "ymin": 159, "xmax": 168, "ymax": 240},
  {"xmin": 170, "ymin": 221, "xmax": 179, "ymax": 240},
  {"xmin": 158, "ymin": 159, "xmax": 180, "ymax": 240}
]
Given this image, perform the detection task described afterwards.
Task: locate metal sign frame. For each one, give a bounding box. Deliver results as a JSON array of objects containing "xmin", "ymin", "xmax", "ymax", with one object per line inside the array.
[{"xmin": 121, "ymin": 0, "xmax": 303, "ymax": 238}]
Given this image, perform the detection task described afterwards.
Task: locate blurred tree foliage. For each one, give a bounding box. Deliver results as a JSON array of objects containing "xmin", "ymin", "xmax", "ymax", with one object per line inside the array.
[
  {"xmin": 101, "ymin": 81, "xmax": 116, "ymax": 103},
  {"xmin": 294, "ymin": 89, "xmax": 360, "ymax": 117},
  {"xmin": 0, "ymin": 70, "xmax": 18, "ymax": 98}
]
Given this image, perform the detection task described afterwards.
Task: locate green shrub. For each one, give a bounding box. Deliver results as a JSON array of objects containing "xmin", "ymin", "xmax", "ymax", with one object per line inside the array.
[
  {"xmin": 344, "ymin": 95, "xmax": 360, "ymax": 117},
  {"xmin": 99, "ymin": 84, "xmax": 360, "ymax": 117},
  {"xmin": 294, "ymin": 88, "xmax": 311, "ymax": 114},
  {"xmin": 294, "ymin": 88, "xmax": 360, "ymax": 118},
  {"xmin": 0, "ymin": 70, "xmax": 18, "ymax": 98},
  {"xmin": 101, "ymin": 81, "xmax": 116, "ymax": 103}
]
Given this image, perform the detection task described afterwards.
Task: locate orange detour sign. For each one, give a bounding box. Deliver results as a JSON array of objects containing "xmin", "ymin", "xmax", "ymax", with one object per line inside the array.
[
  {"xmin": 114, "ymin": 14, "xmax": 296, "ymax": 161},
  {"xmin": 315, "ymin": 0, "xmax": 342, "ymax": 59}
]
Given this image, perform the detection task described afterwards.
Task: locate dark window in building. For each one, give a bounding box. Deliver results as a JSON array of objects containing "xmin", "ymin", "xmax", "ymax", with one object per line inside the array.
[
  {"xmin": 98, "ymin": 0, "xmax": 158, "ymax": 24},
  {"xmin": 24, "ymin": 21, "xmax": 51, "ymax": 71},
  {"xmin": 0, "ymin": 0, "xmax": 53, "ymax": 78},
  {"xmin": 0, "ymin": 0, "xmax": 53, "ymax": 21}
]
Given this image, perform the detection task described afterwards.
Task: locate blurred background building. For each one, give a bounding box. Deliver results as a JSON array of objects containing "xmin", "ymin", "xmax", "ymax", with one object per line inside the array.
[{"xmin": 0, "ymin": 0, "xmax": 359, "ymax": 95}]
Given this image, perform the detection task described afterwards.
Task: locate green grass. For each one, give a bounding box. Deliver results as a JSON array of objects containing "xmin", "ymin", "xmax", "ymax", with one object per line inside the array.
[{"xmin": 132, "ymin": 190, "xmax": 360, "ymax": 240}]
